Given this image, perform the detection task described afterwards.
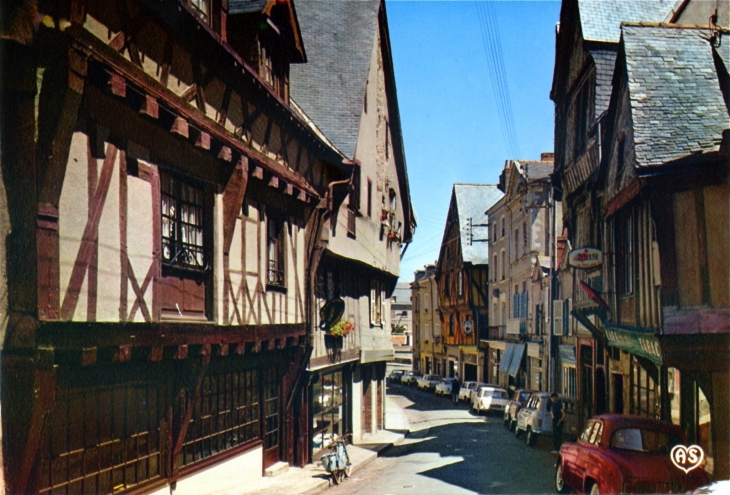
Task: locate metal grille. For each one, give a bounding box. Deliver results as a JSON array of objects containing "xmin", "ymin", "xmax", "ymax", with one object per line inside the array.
[
  {"xmin": 39, "ymin": 383, "xmax": 162, "ymax": 494},
  {"xmin": 180, "ymin": 369, "xmax": 260, "ymax": 468}
]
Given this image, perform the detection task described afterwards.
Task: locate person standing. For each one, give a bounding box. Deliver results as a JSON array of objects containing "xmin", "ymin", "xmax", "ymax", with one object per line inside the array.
[
  {"xmin": 452, "ymin": 373, "xmax": 461, "ymax": 404},
  {"xmin": 550, "ymin": 392, "xmax": 565, "ymax": 453}
]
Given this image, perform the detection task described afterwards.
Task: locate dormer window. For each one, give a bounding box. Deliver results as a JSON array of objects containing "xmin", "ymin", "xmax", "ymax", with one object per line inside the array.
[
  {"xmin": 257, "ymin": 36, "xmax": 289, "ymax": 100},
  {"xmin": 259, "ymin": 42, "xmax": 274, "ymax": 87},
  {"xmin": 190, "ymin": 0, "xmax": 210, "ymax": 23}
]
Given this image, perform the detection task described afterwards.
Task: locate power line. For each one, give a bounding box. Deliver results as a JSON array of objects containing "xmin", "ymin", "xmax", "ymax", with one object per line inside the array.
[{"xmin": 475, "ymin": 0, "xmax": 520, "ymax": 160}]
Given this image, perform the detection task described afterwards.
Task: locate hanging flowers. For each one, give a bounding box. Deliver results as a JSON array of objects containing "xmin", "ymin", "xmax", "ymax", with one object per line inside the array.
[{"xmin": 328, "ymin": 320, "xmax": 355, "ymax": 337}]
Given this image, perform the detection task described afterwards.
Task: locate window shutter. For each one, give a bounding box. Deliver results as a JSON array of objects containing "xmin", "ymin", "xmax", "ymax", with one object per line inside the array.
[
  {"xmin": 564, "ymin": 298, "xmax": 573, "ymax": 336},
  {"xmin": 380, "ymin": 288, "xmax": 386, "ymax": 327},
  {"xmin": 553, "ymin": 299, "xmax": 563, "ymax": 335},
  {"xmin": 370, "ymin": 284, "xmax": 376, "ymax": 326}
]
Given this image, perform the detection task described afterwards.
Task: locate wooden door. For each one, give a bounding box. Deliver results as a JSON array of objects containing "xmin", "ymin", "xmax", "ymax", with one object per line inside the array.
[{"xmin": 262, "ymin": 368, "xmax": 280, "ymax": 469}]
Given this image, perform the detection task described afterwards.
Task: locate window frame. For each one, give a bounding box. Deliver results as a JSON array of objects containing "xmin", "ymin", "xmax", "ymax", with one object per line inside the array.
[
  {"xmin": 266, "ymin": 211, "xmax": 287, "ymax": 291},
  {"xmin": 370, "ymin": 279, "xmax": 385, "ymax": 327},
  {"xmin": 160, "ymin": 170, "xmax": 207, "ymax": 272}
]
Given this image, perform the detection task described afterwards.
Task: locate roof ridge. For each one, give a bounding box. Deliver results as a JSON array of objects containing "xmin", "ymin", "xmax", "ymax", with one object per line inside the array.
[
  {"xmin": 621, "ymin": 21, "xmax": 729, "ymax": 32},
  {"xmin": 453, "ymin": 182, "xmax": 499, "ymax": 186}
]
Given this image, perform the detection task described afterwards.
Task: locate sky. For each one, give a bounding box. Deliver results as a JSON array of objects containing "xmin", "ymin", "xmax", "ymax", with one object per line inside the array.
[{"xmin": 387, "ymin": 0, "xmax": 562, "ymax": 282}]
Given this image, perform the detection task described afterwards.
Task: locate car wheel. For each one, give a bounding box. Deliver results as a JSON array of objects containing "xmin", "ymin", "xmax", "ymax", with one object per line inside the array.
[
  {"xmin": 555, "ymin": 462, "xmax": 569, "ymax": 494},
  {"xmin": 344, "ymin": 463, "xmax": 352, "ymax": 478},
  {"xmin": 588, "ymin": 482, "xmax": 600, "ymax": 495},
  {"xmin": 525, "ymin": 427, "xmax": 536, "ymax": 447}
]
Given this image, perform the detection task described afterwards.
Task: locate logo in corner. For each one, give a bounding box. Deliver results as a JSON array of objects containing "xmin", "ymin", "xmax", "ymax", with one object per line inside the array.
[{"xmin": 670, "ymin": 445, "xmax": 704, "ymax": 474}]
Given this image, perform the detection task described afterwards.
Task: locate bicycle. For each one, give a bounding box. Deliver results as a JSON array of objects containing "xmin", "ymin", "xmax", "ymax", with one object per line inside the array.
[{"xmin": 319, "ymin": 433, "xmax": 352, "ymax": 485}]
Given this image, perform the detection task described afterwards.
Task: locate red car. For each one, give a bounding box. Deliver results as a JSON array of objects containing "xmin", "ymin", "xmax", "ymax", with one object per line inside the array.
[{"xmin": 555, "ymin": 415, "xmax": 709, "ymax": 494}]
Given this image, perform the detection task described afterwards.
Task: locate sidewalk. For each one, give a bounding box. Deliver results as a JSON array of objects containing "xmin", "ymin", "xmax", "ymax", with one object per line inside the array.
[{"xmin": 172, "ymin": 395, "xmax": 410, "ymax": 495}]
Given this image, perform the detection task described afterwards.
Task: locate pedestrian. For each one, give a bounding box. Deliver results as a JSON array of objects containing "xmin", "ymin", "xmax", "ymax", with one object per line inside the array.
[
  {"xmin": 452, "ymin": 373, "xmax": 461, "ymax": 404},
  {"xmin": 550, "ymin": 392, "xmax": 565, "ymax": 453}
]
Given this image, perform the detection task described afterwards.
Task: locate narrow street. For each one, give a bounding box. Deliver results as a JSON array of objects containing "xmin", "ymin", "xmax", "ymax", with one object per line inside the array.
[{"xmin": 326, "ymin": 383, "xmax": 557, "ymax": 495}]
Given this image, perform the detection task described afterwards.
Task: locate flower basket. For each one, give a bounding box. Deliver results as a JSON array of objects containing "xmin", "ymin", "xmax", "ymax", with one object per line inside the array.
[{"xmin": 328, "ymin": 320, "xmax": 354, "ymax": 337}]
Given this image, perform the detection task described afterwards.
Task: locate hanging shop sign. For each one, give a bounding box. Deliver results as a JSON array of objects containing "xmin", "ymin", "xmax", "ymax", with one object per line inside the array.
[
  {"xmin": 319, "ymin": 298, "xmax": 345, "ymax": 331},
  {"xmin": 568, "ymin": 248, "xmax": 603, "ymax": 269},
  {"xmin": 463, "ymin": 320, "xmax": 473, "ymax": 335}
]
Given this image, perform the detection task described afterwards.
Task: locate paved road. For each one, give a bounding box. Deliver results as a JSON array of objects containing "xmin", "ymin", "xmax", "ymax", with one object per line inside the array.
[{"xmin": 327, "ymin": 383, "xmax": 558, "ymax": 495}]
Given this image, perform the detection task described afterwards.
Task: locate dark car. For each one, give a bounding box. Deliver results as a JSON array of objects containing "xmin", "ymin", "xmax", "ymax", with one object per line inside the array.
[
  {"xmin": 387, "ymin": 369, "xmax": 405, "ymax": 384},
  {"xmin": 555, "ymin": 415, "xmax": 710, "ymax": 494},
  {"xmin": 503, "ymin": 388, "xmax": 534, "ymax": 431}
]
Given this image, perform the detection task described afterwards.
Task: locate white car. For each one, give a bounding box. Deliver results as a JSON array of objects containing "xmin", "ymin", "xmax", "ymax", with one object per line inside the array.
[
  {"xmin": 459, "ymin": 381, "xmax": 487, "ymax": 403},
  {"xmin": 514, "ymin": 392, "xmax": 578, "ymax": 446},
  {"xmin": 416, "ymin": 374, "xmax": 441, "ymax": 392},
  {"xmin": 471, "ymin": 386, "xmax": 509, "ymax": 415},
  {"xmin": 434, "ymin": 377, "xmax": 456, "ymax": 396}
]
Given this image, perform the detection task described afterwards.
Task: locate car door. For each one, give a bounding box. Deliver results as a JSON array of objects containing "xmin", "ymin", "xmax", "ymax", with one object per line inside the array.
[{"xmin": 563, "ymin": 420, "xmax": 596, "ymax": 489}]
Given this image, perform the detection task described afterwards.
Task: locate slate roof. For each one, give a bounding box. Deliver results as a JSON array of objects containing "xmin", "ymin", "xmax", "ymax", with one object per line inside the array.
[
  {"xmin": 453, "ymin": 184, "xmax": 503, "ymax": 265},
  {"xmin": 228, "ymin": 0, "xmax": 268, "ymax": 15},
  {"xmin": 391, "ymin": 283, "xmax": 412, "ymax": 306},
  {"xmin": 289, "ymin": 0, "xmax": 380, "ymax": 158},
  {"xmin": 517, "ymin": 160, "xmax": 554, "ymax": 182},
  {"xmin": 578, "ymin": 0, "xmax": 677, "ymax": 43},
  {"xmin": 589, "ymin": 47, "xmax": 619, "ymax": 117},
  {"xmin": 622, "ymin": 24, "xmax": 729, "ymax": 167}
]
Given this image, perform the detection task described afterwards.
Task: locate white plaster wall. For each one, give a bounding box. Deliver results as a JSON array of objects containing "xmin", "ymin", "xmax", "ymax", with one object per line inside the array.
[
  {"xmin": 351, "ymin": 379, "xmax": 363, "ymax": 443},
  {"xmin": 148, "ymin": 446, "xmax": 263, "ymax": 495},
  {"xmin": 125, "ymin": 171, "xmax": 154, "ymax": 322}
]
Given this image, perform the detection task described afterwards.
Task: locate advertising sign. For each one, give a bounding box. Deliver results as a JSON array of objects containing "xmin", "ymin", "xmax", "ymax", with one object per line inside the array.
[
  {"xmin": 319, "ymin": 298, "xmax": 345, "ymax": 331},
  {"xmin": 568, "ymin": 248, "xmax": 603, "ymax": 268}
]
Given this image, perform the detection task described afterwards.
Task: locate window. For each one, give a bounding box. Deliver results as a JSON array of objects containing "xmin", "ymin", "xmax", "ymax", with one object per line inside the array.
[
  {"xmin": 370, "ymin": 279, "xmax": 384, "ymax": 326},
  {"xmin": 190, "ymin": 0, "xmax": 210, "ymax": 22},
  {"xmin": 313, "ymin": 371, "xmax": 345, "ymax": 454},
  {"xmin": 493, "ymin": 255, "xmax": 498, "ymax": 282},
  {"xmin": 161, "ymin": 171, "xmax": 205, "ymax": 270},
  {"xmin": 501, "ymin": 302, "xmax": 506, "ymax": 325},
  {"xmin": 449, "ymin": 314, "xmax": 455, "ymax": 336},
  {"xmin": 501, "ymin": 250, "xmax": 506, "ymax": 280},
  {"xmin": 259, "ymin": 41, "xmax": 274, "ymax": 87},
  {"xmin": 623, "ymin": 213, "xmax": 634, "ymax": 294},
  {"xmin": 425, "ymin": 323, "xmax": 430, "ymax": 339},
  {"xmin": 267, "ymin": 213, "xmax": 286, "ymax": 288},
  {"xmin": 458, "ymin": 271, "xmax": 464, "ymax": 297},
  {"xmin": 39, "ymin": 382, "xmax": 163, "ymax": 494},
  {"xmin": 385, "ymin": 120, "xmax": 391, "ymax": 161},
  {"xmin": 367, "ymin": 179, "xmax": 373, "ymax": 217},
  {"xmin": 515, "ymin": 228, "xmax": 520, "ymax": 258},
  {"xmin": 523, "ymin": 221, "xmax": 528, "ymax": 251},
  {"xmin": 347, "ymin": 169, "xmax": 360, "ymax": 237},
  {"xmin": 423, "ymin": 294, "xmax": 429, "ymax": 309},
  {"xmin": 180, "ymin": 369, "xmax": 260, "ymax": 468},
  {"xmin": 501, "ymin": 217, "xmax": 505, "ymax": 237},
  {"xmin": 513, "ymin": 285, "xmax": 519, "ymax": 318},
  {"xmin": 434, "ymin": 323, "xmax": 441, "ymax": 336}
]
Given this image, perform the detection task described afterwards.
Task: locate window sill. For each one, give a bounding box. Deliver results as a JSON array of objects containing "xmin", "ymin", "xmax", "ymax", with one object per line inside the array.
[
  {"xmin": 266, "ymin": 284, "xmax": 288, "ymax": 294},
  {"xmin": 160, "ymin": 311, "xmax": 210, "ymax": 323}
]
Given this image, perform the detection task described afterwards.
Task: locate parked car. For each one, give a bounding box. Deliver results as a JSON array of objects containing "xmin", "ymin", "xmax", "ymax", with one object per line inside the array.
[
  {"xmin": 387, "ymin": 369, "xmax": 405, "ymax": 384},
  {"xmin": 471, "ymin": 386, "xmax": 509, "ymax": 415},
  {"xmin": 403, "ymin": 371, "xmax": 422, "ymax": 386},
  {"xmin": 555, "ymin": 415, "xmax": 710, "ymax": 494},
  {"xmin": 503, "ymin": 388, "xmax": 534, "ymax": 431},
  {"xmin": 459, "ymin": 381, "xmax": 487, "ymax": 403},
  {"xmin": 435, "ymin": 377, "xmax": 456, "ymax": 396},
  {"xmin": 515, "ymin": 392, "xmax": 578, "ymax": 446},
  {"xmin": 416, "ymin": 374, "xmax": 441, "ymax": 392}
]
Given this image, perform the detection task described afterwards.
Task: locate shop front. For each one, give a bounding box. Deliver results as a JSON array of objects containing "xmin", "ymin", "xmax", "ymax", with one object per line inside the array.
[{"xmin": 309, "ymin": 364, "xmax": 354, "ymax": 459}]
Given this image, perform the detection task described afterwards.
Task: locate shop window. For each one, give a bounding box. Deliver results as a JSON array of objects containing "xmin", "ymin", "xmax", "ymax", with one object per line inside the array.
[
  {"xmin": 267, "ymin": 213, "xmax": 286, "ymax": 289},
  {"xmin": 631, "ymin": 358, "xmax": 657, "ymax": 418},
  {"xmin": 180, "ymin": 369, "xmax": 260, "ymax": 469},
  {"xmin": 262, "ymin": 368, "xmax": 279, "ymax": 454},
  {"xmin": 39, "ymin": 383, "xmax": 162, "ymax": 494},
  {"xmin": 312, "ymin": 370, "xmax": 345, "ymax": 454}
]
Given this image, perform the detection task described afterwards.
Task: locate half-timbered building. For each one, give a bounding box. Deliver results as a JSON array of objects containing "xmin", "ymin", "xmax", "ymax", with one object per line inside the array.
[
  {"xmin": 597, "ymin": 23, "xmax": 729, "ymax": 480},
  {"xmin": 436, "ymin": 184, "xmax": 501, "ymax": 383},
  {"xmin": 0, "ymin": 1, "xmax": 353, "ymax": 493},
  {"xmin": 550, "ymin": 0, "xmax": 678, "ymax": 426},
  {"xmin": 289, "ymin": 0, "xmax": 415, "ymax": 457}
]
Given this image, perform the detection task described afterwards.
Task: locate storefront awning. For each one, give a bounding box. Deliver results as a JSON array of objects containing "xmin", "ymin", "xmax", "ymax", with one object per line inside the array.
[
  {"xmin": 498, "ymin": 344, "xmax": 516, "ymax": 373},
  {"xmin": 602, "ymin": 323, "xmax": 663, "ymax": 365},
  {"xmin": 507, "ymin": 343, "xmax": 526, "ymax": 377},
  {"xmin": 558, "ymin": 345, "xmax": 576, "ymax": 366}
]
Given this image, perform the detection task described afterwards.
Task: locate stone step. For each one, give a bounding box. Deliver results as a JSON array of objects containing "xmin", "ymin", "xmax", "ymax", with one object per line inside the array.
[{"xmin": 264, "ymin": 461, "xmax": 289, "ymax": 477}]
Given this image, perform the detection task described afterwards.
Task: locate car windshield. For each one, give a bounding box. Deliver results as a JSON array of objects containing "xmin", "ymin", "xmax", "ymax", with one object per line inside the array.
[
  {"xmin": 609, "ymin": 428, "xmax": 683, "ymax": 454},
  {"xmin": 518, "ymin": 391, "xmax": 531, "ymax": 402},
  {"xmin": 486, "ymin": 390, "xmax": 508, "ymax": 399}
]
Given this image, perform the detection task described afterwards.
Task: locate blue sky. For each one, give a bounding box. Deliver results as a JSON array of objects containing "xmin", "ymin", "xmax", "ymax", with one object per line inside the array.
[{"xmin": 387, "ymin": 0, "xmax": 561, "ymax": 281}]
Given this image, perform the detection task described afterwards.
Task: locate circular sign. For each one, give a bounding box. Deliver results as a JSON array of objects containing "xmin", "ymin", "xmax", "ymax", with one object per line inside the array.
[
  {"xmin": 319, "ymin": 298, "xmax": 345, "ymax": 331},
  {"xmin": 463, "ymin": 320, "xmax": 473, "ymax": 335},
  {"xmin": 568, "ymin": 248, "xmax": 603, "ymax": 269}
]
